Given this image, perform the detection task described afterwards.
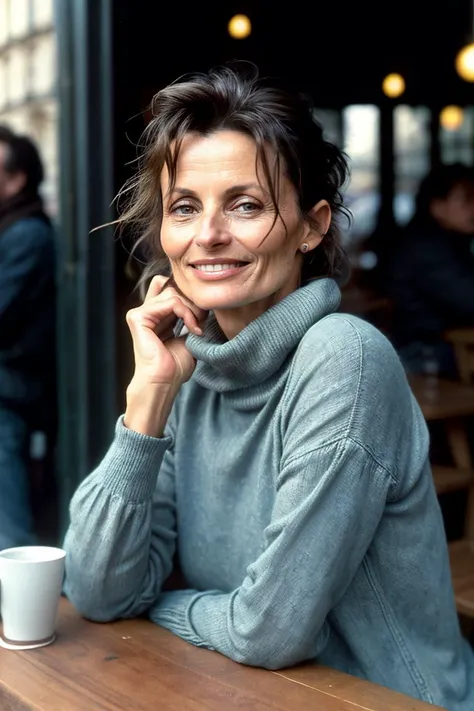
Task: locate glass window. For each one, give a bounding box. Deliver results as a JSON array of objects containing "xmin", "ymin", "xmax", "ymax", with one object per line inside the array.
[
  {"xmin": 394, "ymin": 105, "xmax": 430, "ymax": 226},
  {"xmin": 32, "ymin": 0, "xmax": 53, "ymax": 29},
  {"xmin": 9, "ymin": 0, "xmax": 29, "ymax": 39},
  {"xmin": 342, "ymin": 105, "xmax": 380, "ymax": 248},
  {"xmin": 0, "ymin": 57, "xmax": 8, "ymax": 111},
  {"xmin": 440, "ymin": 107, "xmax": 474, "ymax": 165},
  {"xmin": 0, "ymin": 57, "xmax": 7, "ymax": 108},
  {"xmin": 8, "ymin": 46, "xmax": 28, "ymax": 103},
  {"xmin": 0, "ymin": 107, "xmax": 28, "ymax": 133},
  {"xmin": 32, "ymin": 98, "xmax": 58, "ymax": 215},
  {"xmin": 0, "ymin": 0, "xmax": 9, "ymax": 46},
  {"xmin": 30, "ymin": 34, "xmax": 55, "ymax": 95}
]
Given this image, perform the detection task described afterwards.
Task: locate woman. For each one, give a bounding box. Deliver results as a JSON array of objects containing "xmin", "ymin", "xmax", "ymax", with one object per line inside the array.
[{"xmin": 63, "ymin": 65, "xmax": 474, "ymax": 709}]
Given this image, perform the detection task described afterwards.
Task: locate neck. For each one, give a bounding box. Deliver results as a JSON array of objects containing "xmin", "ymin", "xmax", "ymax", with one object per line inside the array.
[{"xmin": 214, "ymin": 277, "xmax": 300, "ymax": 340}]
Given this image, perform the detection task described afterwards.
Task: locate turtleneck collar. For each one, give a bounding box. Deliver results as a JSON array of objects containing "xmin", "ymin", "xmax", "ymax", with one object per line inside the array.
[{"xmin": 186, "ymin": 278, "xmax": 341, "ymax": 400}]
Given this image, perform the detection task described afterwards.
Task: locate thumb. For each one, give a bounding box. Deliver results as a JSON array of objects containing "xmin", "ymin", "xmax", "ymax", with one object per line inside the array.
[{"xmin": 167, "ymin": 335, "xmax": 196, "ymax": 383}]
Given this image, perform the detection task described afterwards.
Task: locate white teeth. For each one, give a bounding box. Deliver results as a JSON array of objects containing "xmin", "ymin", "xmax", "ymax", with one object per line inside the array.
[{"xmin": 194, "ymin": 263, "xmax": 242, "ymax": 272}]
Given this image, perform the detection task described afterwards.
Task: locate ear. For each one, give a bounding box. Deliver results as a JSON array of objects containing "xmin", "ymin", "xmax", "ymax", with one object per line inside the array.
[{"xmin": 303, "ymin": 199, "xmax": 332, "ymax": 251}]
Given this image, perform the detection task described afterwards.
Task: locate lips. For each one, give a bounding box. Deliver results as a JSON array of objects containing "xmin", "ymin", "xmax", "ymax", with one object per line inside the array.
[
  {"xmin": 188, "ymin": 259, "xmax": 250, "ymax": 280},
  {"xmin": 193, "ymin": 262, "xmax": 247, "ymax": 272}
]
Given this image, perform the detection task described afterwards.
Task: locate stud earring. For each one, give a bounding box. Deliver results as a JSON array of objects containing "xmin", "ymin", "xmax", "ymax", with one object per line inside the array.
[{"xmin": 300, "ymin": 243, "xmax": 310, "ymax": 253}]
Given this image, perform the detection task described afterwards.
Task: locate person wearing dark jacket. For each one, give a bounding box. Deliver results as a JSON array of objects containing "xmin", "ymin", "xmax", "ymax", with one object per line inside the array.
[
  {"xmin": 385, "ymin": 163, "xmax": 474, "ymax": 376},
  {"xmin": 0, "ymin": 126, "xmax": 56, "ymax": 549}
]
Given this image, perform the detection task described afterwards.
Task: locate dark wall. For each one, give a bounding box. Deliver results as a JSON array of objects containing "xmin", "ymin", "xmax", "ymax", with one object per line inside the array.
[{"xmin": 113, "ymin": 0, "xmax": 472, "ymax": 109}]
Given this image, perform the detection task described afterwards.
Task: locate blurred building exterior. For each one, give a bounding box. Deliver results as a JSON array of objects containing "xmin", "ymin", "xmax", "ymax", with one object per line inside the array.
[{"xmin": 0, "ymin": 0, "xmax": 58, "ymax": 216}]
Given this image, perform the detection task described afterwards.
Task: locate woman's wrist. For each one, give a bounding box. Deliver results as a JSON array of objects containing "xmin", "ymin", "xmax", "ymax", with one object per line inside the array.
[{"xmin": 124, "ymin": 379, "xmax": 179, "ymax": 437}]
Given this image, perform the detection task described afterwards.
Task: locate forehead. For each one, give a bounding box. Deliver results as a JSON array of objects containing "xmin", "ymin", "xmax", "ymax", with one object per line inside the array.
[{"xmin": 162, "ymin": 130, "xmax": 277, "ymax": 188}]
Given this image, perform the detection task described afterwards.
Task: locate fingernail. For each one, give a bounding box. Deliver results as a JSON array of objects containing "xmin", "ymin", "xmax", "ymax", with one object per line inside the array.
[{"xmin": 193, "ymin": 327, "xmax": 203, "ymax": 336}]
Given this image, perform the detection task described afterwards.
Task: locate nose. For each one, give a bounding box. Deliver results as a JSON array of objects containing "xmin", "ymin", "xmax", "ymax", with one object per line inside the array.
[{"xmin": 195, "ymin": 213, "xmax": 232, "ymax": 250}]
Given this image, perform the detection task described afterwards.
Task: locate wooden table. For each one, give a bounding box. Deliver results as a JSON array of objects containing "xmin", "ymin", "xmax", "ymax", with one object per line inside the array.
[{"xmin": 0, "ymin": 600, "xmax": 443, "ymax": 711}]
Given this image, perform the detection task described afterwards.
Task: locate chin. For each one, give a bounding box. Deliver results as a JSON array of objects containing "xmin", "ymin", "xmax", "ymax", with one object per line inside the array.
[
  {"xmin": 195, "ymin": 296, "xmax": 253, "ymax": 311},
  {"xmin": 177, "ymin": 281, "xmax": 254, "ymax": 310}
]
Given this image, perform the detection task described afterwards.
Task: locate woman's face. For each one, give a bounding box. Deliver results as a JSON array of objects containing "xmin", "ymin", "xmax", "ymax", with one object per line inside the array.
[{"xmin": 160, "ymin": 130, "xmax": 327, "ymax": 313}]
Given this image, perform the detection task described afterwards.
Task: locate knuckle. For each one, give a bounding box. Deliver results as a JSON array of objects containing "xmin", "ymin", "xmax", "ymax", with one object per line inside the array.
[
  {"xmin": 158, "ymin": 281, "xmax": 175, "ymax": 295},
  {"xmin": 152, "ymin": 274, "xmax": 167, "ymax": 285},
  {"xmin": 170, "ymin": 295, "xmax": 183, "ymax": 308},
  {"xmin": 126, "ymin": 307, "xmax": 139, "ymax": 325},
  {"xmin": 160, "ymin": 287, "xmax": 175, "ymax": 300}
]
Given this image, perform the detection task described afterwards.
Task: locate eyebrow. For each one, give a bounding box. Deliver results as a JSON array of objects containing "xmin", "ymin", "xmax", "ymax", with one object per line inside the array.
[{"xmin": 168, "ymin": 183, "xmax": 266, "ymax": 199}]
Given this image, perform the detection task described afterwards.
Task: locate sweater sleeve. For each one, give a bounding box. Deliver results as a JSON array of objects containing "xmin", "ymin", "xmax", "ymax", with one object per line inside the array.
[
  {"xmin": 63, "ymin": 415, "xmax": 177, "ymax": 621},
  {"xmin": 148, "ymin": 439, "xmax": 392, "ymax": 668}
]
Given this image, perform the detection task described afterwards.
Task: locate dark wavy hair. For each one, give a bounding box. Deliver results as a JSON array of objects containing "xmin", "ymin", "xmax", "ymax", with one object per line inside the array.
[
  {"xmin": 0, "ymin": 125, "xmax": 44, "ymax": 192},
  {"xmin": 414, "ymin": 162, "xmax": 474, "ymax": 219},
  {"xmin": 116, "ymin": 64, "xmax": 351, "ymax": 291}
]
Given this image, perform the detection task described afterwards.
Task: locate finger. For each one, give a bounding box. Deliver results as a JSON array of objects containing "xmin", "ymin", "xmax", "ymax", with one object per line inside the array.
[
  {"xmin": 144, "ymin": 275, "xmax": 169, "ymax": 302},
  {"xmin": 160, "ymin": 300, "xmax": 202, "ymax": 336},
  {"xmin": 147, "ymin": 274, "xmax": 208, "ymax": 323},
  {"xmin": 145, "ymin": 289, "xmax": 207, "ymax": 324},
  {"xmin": 181, "ymin": 309, "xmax": 202, "ymax": 336},
  {"xmin": 159, "ymin": 324, "xmax": 177, "ymax": 343},
  {"xmin": 128, "ymin": 296, "xmax": 203, "ymax": 337},
  {"xmin": 144, "ymin": 274, "xmax": 183, "ymax": 304},
  {"xmin": 167, "ymin": 335, "xmax": 196, "ymax": 380}
]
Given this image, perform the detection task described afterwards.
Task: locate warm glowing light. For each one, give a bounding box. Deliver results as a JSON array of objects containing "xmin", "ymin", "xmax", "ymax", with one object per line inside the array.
[
  {"xmin": 440, "ymin": 105, "xmax": 465, "ymax": 131},
  {"xmin": 382, "ymin": 73, "xmax": 405, "ymax": 98},
  {"xmin": 228, "ymin": 14, "xmax": 251, "ymax": 39},
  {"xmin": 456, "ymin": 43, "xmax": 474, "ymax": 82}
]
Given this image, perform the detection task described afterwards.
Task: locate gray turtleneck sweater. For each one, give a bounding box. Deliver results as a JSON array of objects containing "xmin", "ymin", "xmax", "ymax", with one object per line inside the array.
[{"xmin": 63, "ymin": 278, "xmax": 474, "ymax": 711}]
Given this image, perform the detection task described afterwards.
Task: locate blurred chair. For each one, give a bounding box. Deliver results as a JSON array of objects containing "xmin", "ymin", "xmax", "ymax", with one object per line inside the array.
[
  {"xmin": 409, "ymin": 374, "xmax": 474, "ymax": 619},
  {"xmin": 444, "ymin": 328, "xmax": 474, "ymax": 385},
  {"xmin": 340, "ymin": 284, "xmax": 394, "ymax": 334}
]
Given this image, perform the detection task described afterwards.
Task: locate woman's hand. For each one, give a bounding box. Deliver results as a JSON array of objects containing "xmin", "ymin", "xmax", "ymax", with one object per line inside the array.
[{"xmin": 124, "ymin": 276, "xmax": 207, "ymax": 436}]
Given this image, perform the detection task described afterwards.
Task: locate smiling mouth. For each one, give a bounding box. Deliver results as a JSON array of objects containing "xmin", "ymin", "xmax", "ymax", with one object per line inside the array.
[{"xmin": 192, "ymin": 262, "xmax": 248, "ymax": 272}]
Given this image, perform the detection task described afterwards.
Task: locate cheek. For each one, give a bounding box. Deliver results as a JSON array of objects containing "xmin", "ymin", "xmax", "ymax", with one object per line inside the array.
[
  {"xmin": 160, "ymin": 226, "xmax": 190, "ymax": 262},
  {"xmin": 256, "ymin": 224, "xmax": 302, "ymax": 264}
]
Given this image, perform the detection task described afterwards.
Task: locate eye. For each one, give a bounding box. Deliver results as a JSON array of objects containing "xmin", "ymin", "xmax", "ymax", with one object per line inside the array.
[
  {"xmin": 234, "ymin": 200, "xmax": 260, "ymax": 214},
  {"xmin": 171, "ymin": 203, "xmax": 195, "ymax": 217},
  {"xmin": 170, "ymin": 201, "xmax": 197, "ymax": 217}
]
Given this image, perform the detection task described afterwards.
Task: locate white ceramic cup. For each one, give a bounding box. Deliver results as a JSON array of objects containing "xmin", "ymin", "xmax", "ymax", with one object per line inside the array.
[{"xmin": 0, "ymin": 546, "xmax": 66, "ymax": 649}]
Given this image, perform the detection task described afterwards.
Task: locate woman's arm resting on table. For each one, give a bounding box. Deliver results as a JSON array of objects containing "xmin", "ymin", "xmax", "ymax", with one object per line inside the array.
[
  {"xmin": 63, "ymin": 416, "xmax": 177, "ymax": 622},
  {"xmin": 150, "ymin": 439, "xmax": 391, "ymax": 669}
]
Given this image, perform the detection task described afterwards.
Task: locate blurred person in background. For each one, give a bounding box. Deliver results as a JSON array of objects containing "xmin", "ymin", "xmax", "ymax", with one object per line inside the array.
[
  {"xmin": 383, "ymin": 163, "xmax": 474, "ymax": 376},
  {"xmin": 0, "ymin": 126, "xmax": 56, "ymax": 550}
]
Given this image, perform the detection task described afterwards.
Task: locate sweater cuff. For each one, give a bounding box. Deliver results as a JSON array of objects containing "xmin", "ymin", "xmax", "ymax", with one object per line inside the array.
[
  {"xmin": 149, "ymin": 590, "xmax": 210, "ymax": 648},
  {"xmin": 100, "ymin": 416, "xmax": 172, "ymax": 502}
]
